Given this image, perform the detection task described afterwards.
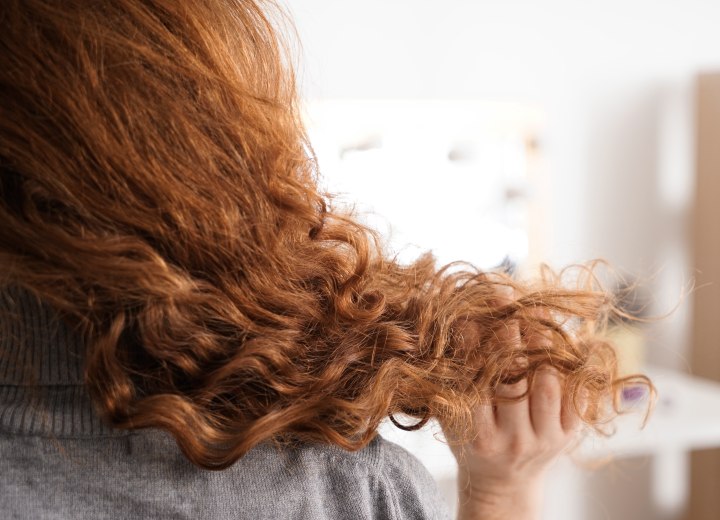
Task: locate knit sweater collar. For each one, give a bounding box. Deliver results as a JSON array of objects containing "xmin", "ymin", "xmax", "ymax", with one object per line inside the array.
[{"xmin": 0, "ymin": 285, "xmax": 126, "ymax": 437}]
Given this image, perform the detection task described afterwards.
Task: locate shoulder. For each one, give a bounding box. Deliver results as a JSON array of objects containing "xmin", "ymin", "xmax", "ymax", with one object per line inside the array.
[
  {"xmin": 370, "ymin": 435, "xmax": 453, "ymax": 520},
  {"xmin": 0, "ymin": 429, "xmax": 452, "ymax": 520},
  {"xmin": 258, "ymin": 434, "xmax": 452, "ymax": 520}
]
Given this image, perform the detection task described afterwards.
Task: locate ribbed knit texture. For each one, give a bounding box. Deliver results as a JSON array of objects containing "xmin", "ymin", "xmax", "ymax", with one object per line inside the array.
[
  {"xmin": 0, "ymin": 284, "xmax": 122, "ymax": 437},
  {"xmin": 0, "ymin": 285, "xmax": 452, "ymax": 519}
]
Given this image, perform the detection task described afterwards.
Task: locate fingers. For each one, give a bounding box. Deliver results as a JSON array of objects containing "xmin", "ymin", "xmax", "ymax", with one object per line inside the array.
[
  {"xmin": 495, "ymin": 377, "xmax": 530, "ymax": 433},
  {"xmin": 521, "ymin": 305, "xmax": 553, "ymax": 355},
  {"xmin": 520, "ymin": 306, "xmax": 585, "ymax": 440},
  {"xmin": 492, "ymin": 320, "xmax": 531, "ymax": 433},
  {"xmin": 529, "ymin": 367, "xmax": 564, "ymax": 439},
  {"xmin": 495, "ymin": 321, "xmax": 531, "ymax": 435},
  {"xmin": 561, "ymin": 387, "xmax": 587, "ymax": 434},
  {"xmin": 470, "ymin": 400, "xmax": 497, "ymax": 440},
  {"xmin": 488, "ymin": 300, "xmax": 586, "ymax": 445}
]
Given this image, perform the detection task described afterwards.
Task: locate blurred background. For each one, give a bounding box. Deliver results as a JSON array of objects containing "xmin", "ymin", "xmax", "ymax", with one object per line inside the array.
[{"xmin": 289, "ymin": 1, "xmax": 720, "ymax": 518}]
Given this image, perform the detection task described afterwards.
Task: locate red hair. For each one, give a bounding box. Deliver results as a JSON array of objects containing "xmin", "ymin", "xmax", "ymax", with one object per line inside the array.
[{"xmin": 0, "ymin": 0, "xmax": 651, "ymax": 469}]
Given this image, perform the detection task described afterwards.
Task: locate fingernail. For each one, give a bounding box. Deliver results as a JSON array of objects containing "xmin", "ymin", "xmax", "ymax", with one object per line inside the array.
[{"xmin": 621, "ymin": 385, "xmax": 646, "ymax": 402}]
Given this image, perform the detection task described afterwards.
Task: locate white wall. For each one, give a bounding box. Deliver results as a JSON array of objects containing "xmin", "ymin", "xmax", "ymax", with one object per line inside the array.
[{"xmin": 290, "ymin": 0, "xmax": 720, "ymax": 369}]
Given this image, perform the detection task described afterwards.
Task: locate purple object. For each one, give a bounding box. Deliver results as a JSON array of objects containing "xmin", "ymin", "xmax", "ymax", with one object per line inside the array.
[{"xmin": 622, "ymin": 385, "xmax": 646, "ymax": 402}]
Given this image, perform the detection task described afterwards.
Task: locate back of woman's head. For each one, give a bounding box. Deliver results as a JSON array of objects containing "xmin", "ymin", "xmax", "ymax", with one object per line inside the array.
[{"xmin": 0, "ymin": 0, "xmax": 650, "ymax": 469}]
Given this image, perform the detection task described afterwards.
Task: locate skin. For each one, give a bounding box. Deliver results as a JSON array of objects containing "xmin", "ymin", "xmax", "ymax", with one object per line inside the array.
[{"xmin": 445, "ymin": 313, "xmax": 585, "ymax": 519}]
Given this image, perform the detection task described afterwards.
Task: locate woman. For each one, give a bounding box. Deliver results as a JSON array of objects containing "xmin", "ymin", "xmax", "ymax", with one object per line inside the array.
[{"xmin": 0, "ymin": 1, "xmax": 650, "ymax": 518}]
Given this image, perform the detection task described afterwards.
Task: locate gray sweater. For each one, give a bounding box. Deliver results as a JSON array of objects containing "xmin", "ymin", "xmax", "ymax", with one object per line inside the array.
[{"xmin": 0, "ymin": 286, "xmax": 452, "ymax": 519}]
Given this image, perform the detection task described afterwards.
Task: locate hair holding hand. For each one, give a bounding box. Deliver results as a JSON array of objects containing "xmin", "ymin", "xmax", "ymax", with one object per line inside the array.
[{"xmin": 0, "ymin": 0, "xmax": 651, "ymax": 472}]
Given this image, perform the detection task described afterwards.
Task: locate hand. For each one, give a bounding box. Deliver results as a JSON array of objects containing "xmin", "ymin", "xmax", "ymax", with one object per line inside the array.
[{"xmin": 444, "ymin": 319, "xmax": 585, "ymax": 519}]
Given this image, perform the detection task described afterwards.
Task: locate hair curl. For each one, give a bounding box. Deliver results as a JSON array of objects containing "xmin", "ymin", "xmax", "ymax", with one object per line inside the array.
[{"xmin": 0, "ymin": 0, "xmax": 651, "ymax": 470}]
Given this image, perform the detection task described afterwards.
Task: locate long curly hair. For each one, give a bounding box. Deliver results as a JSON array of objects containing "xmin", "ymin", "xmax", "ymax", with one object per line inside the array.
[{"xmin": 0, "ymin": 0, "xmax": 651, "ymax": 470}]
